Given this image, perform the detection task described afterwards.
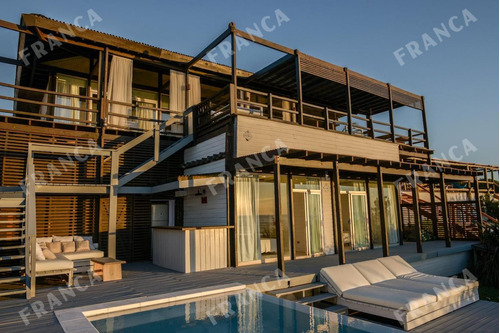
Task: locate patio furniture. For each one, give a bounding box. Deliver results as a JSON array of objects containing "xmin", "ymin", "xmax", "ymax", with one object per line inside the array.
[
  {"xmin": 320, "ymin": 256, "xmax": 479, "ymax": 330},
  {"xmin": 92, "ymin": 257, "xmax": 126, "ymax": 282}
]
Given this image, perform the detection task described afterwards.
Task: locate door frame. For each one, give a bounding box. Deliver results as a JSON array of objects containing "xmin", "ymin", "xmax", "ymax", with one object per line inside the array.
[
  {"xmin": 341, "ymin": 190, "xmax": 370, "ymax": 251},
  {"xmin": 292, "ymin": 188, "xmax": 324, "ymax": 258}
]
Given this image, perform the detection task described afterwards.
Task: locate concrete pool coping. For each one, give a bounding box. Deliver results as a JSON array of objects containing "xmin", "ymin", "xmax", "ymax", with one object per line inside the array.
[{"xmin": 55, "ymin": 282, "xmax": 401, "ymax": 333}]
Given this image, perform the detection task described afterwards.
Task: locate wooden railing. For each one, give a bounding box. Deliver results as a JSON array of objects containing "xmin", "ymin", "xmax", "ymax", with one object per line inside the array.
[
  {"xmin": 0, "ymin": 81, "xmax": 183, "ymax": 135},
  {"xmin": 194, "ymin": 84, "xmax": 428, "ymax": 147}
]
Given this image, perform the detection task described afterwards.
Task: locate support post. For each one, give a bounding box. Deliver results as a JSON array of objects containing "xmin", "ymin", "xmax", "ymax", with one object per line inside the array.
[
  {"xmin": 287, "ymin": 172, "xmax": 296, "ymax": 260},
  {"xmin": 274, "ymin": 157, "xmax": 285, "ymax": 276},
  {"xmin": 395, "ymin": 181, "xmax": 404, "ymax": 245},
  {"xmin": 377, "ymin": 166, "xmax": 389, "ymax": 257},
  {"xmin": 101, "ymin": 47, "xmax": 109, "ymax": 125},
  {"xmin": 295, "ymin": 50, "xmax": 303, "ymax": 125},
  {"xmin": 230, "ymin": 27, "xmax": 237, "ymax": 87},
  {"xmin": 365, "ymin": 177, "xmax": 374, "ymax": 249},
  {"xmin": 421, "ymin": 96, "xmax": 430, "ymax": 152},
  {"xmin": 429, "ymin": 183, "xmax": 439, "ymax": 238},
  {"xmin": 25, "ymin": 148, "xmax": 37, "ymax": 298},
  {"xmin": 332, "ymin": 160, "xmax": 345, "ymax": 264},
  {"xmin": 108, "ymin": 151, "xmax": 119, "ymax": 259},
  {"xmin": 387, "ymin": 84, "xmax": 396, "ymax": 143},
  {"xmin": 345, "ymin": 68, "xmax": 353, "ymax": 135},
  {"xmin": 227, "ymin": 172, "xmax": 237, "ymax": 267},
  {"xmin": 411, "ymin": 170, "xmax": 423, "ymax": 253},
  {"xmin": 330, "ymin": 174, "xmax": 339, "ymax": 254},
  {"xmin": 473, "ymin": 175, "xmax": 483, "ymax": 230},
  {"xmin": 439, "ymin": 172, "xmax": 451, "ymax": 247}
]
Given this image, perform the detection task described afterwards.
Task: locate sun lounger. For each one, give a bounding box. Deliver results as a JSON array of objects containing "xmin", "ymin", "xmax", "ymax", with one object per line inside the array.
[{"xmin": 319, "ymin": 256, "xmax": 479, "ymax": 330}]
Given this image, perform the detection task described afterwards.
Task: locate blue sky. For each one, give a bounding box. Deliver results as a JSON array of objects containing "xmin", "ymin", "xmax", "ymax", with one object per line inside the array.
[{"xmin": 1, "ymin": 0, "xmax": 498, "ymax": 164}]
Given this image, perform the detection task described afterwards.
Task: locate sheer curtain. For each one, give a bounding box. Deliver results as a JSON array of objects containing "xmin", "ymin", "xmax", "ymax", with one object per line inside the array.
[
  {"xmin": 107, "ymin": 55, "xmax": 132, "ymax": 128},
  {"xmin": 236, "ymin": 176, "xmax": 261, "ymax": 263},
  {"xmin": 384, "ymin": 184, "xmax": 400, "ymax": 244},
  {"xmin": 308, "ymin": 193, "xmax": 322, "ymax": 254},
  {"xmin": 170, "ymin": 70, "xmax": 200, "ymax": 134},
  {"xmin": 55, "ymin": 76, "xmax": 83, "ymax": 123}
]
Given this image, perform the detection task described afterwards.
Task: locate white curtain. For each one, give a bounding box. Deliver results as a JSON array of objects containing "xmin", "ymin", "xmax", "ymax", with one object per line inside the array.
[
  {"xmin": 384, "ymin": 184, "xmax": 400, "ymax": 244},
  {"xmin": 170, "ymin": 70, "xmax": 200, "ymax": 134},
  {"xmin": 236, "ymin": 176, "xmax": 261, "ymax": 263},
  {"xmin": 55, "ymin": 76, "xmax": 82, "ymax": 124},
  {"xmin": 107, "ymin": 56, "xmax": 132, "ymax": 128}
]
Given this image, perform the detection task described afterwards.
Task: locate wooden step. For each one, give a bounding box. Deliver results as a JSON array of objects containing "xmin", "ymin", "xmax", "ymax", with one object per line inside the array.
[
  {"xmin": 324, "ymin": 304, "xmax": 348, "ymax": 314},
  {"xmin": 0, "ymin": 236, "xmax": 25, "ymax": 241},
  {"xmin": 0, "ymin": 266, "xmax": 25, "ymax": 272},
  {"xmin": 268, "ymin": 282, "xmax": 326, "ymax": 298},
  {"xmin": 0, "ymin": 255, "xmax": 25, "ymax": 261},
  {"xmin": 297, "ymin": 293, "xmax": 336, "ymax": 305},
  {"xmin": 0, "ymin": 228, "xmax": 25, "ymax": 232},
  {"xmin": 0, "ymin": 245, "xmax": 25, "ymax": 251},
  {"xmin": 0, "ymin": 289, "xmax": 26, "ymax": 297},
  {"xmin": 0, "ymin": 276, "xmax": 25, "ymax": 284}
]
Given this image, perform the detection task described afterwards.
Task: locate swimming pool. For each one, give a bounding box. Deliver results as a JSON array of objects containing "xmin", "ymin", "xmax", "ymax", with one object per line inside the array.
[{"xmin": 56, "ymin": 284, "xmax": 398, "ymax": 332}]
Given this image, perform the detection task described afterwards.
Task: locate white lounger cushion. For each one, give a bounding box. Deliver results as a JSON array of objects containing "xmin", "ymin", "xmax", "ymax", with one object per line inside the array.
[
  {"xmin": 320, "ymin": 264, "xmax": 370, "ymax": 295},
  {"xmin": 57, "ymin": 250, "xmax": 104, "ymax": 261},
  {"xmin": 374, "ymin": 278, "xmax": 464, "ymax": 300},
  {"xmin": 342, "ymin": 285, "xmax": 437, "ymax": 311},
  {"xmin": 377, "ymin": 255, "xmax": 417, "ymax": 276},
  {"xmin": 353, "ymin": 259, "xmax": 396, "ymax": 284},
  {"xmin": 399, "ymin": 272, "xmax": 478, "ymax": 290},
  {"xmin": 36, "ymin": 259, "xmax": 74, "ymax": 272}
]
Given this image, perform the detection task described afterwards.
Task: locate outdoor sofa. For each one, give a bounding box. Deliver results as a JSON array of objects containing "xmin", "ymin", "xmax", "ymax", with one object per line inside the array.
[
  {"xmin": 320, "ymin": 255, "xmax": 479, "ymax": 330},
  {"xmin": 35, "ymin": 235, "xmax": 103, "ymax": 286}
]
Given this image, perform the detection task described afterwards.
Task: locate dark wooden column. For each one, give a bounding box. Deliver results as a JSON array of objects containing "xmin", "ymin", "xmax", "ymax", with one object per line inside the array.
[
  {"xmin": 344, "ymin": 68, "xmax": 353, "ymax": 135},
  {"xmin": 332, "ymin": 160, "xmax": 345, "ymax": 264},
  {"xmin": 227, "ymin": 172, "xmax": 237, "ymax": 266},
  {"xmin": 473, "ymin": 176, "xmax": 483, "ymax": 229},
  {"xmin": 295, "ymin": 50, "xmax": 303, "ymax": 125},
  {"xmin": 429, "ymin": 182, "xmax": 439, "ymax": 238},
  {"xmin": 395, "ymin": 181, "xmax": 404, "ymax": 245},
  {"xmin": 387, "ymin": 84, "xmax": 396, "ymax": 143},
  {"xmin": 230, "ymin": 25, "xmax": 237, "ymax": 87},
  {"xmin": 377, "ymin": 166, "xmax": 389, "ymax": 257},
  {"xmin": 439, "ymin": 172, "xmax": 451, "ymax": 247},
  {"xmin": 274, "ymin": 157, "xmax": 285, "ymax": 276},
  {"xmin": 421, "ymin": 96, "xmax": 430, "ymax": 151},
  {"xmin": 365, "ymin": 177, "xmax": 374, "ymax": 249},
  {"xmin": 411, "ymin": 170, "xmax": 423, "ymax": 253},
  {"xmin": 287, "ymin": 172, "xmax": 296, "ymax": 260}
]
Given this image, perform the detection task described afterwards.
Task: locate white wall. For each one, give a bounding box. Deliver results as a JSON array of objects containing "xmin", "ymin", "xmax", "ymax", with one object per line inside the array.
[
  {"xmin": 183, "ymin": 184, "xmax": 227, "ymax": 227},
  {"xmin": 184, "ymin": 133, "xmax": 226, "ymax": 163},
  {"xmin": 185, "ymin": 159, "xmax": 225, "ymax": 175}
]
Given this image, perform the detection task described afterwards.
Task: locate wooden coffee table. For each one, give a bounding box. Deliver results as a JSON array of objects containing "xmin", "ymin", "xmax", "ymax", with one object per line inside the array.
[{"xmin": 92, "ymin": 257, "xmax": 126, "ymax": 282}]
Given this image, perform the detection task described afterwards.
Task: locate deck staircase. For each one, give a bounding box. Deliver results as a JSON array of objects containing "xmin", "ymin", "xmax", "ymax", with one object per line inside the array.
[
  {"xmin": 267, "ymin": 282, "xmax": 347, "ymax": 314},
  {"xmin": 0, "ymin": 195, "xmax": 28, "ymax": 298}
]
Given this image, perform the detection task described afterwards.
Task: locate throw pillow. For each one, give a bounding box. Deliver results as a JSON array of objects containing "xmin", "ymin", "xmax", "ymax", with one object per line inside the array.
[
  {"xmin": 42, "ymin": 248, "xmax": 56, "ymax": 260},
  {"xmin": 76, "ymin": 240, "xmax": 90, "ymax": 252},
  {"xmin": 35, "ymin": 242, "xmax": 45, "ymax": 261},
  {"xmin": 47, "ymin": 241, "xmax": 62, "ymax": 254},
  {"xmin": 52, "ymin": 235, "xmax": 74, "ymax": 243},
  {"xmin": 62, "ymin": 241, "xmax": 76, "ymax": 253}
]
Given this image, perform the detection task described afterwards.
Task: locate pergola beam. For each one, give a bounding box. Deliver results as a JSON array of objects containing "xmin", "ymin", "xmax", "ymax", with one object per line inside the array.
[{"xmin": 186, "ymin": 26, "xmax": 232, "ymax": 69}]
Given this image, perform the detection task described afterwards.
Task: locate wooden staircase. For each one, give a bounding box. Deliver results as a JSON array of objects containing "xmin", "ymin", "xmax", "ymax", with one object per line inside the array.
[{"xmin": 0, "ymin": 196, "xmax": 28, "ymax": 298}]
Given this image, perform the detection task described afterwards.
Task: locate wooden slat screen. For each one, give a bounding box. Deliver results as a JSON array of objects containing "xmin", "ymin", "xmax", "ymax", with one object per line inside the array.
[{"xmin": 300, "ymin": 55, "xmax": 346, "ymax": 85}]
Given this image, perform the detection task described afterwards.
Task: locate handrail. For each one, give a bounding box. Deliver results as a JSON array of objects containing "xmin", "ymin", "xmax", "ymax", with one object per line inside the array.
[{"xmin": 0, "ymin": 81, "xmax": 99, "ymax": 101}]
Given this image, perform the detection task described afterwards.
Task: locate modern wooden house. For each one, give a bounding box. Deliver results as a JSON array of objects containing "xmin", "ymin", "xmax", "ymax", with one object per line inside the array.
[{"xmin": 0, "ymin": 14, "xmax": 497, "ymax": 298}]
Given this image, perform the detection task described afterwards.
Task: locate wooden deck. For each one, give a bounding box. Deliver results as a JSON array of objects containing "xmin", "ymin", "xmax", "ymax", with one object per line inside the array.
[{"xmin": 0, "ymin": 240, "xmax": 497, "ymax": 332}]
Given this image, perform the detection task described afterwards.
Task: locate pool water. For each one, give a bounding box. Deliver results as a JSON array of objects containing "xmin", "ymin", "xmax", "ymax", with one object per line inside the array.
[{"xmin": 92, "ymin": 290, "xmax": 367, "ymax": 333}]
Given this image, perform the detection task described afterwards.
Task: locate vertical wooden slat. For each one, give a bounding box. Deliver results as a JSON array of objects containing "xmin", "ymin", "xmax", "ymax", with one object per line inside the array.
[
  {"xmin": 295, "ymin": 50, "xmax": 303, "ymax": 125},
  {"xmin": 429, "ymin": 183, "xmax": 439, "ymax": 238},
  {"xmin": 387, "ymin": 83, "xmax": 396, "ymax": 143},
  {"xmin": 395, "ymin": 181, "xmax": 404, "ymax": 245},
  {"xmin": 332, "ymin": 160, "xmax": 345, "ymax": 264},
  {"xmin": 287, "ymin": 172, "xmax": 296, "ymax": 260},
  {"xmin": 411, "ymin": 170, "xmax": 423, "ymax": 253},
  {"xmin": 365, "ymin": 177, "xmax": 374, "ymax": 249},
  {"xmin": 274, "ymin": 156, "xmax": 285, "ymax": 276},
  {"xmin": 473, "ymin": 176, "xmax": 483, "ymax": 230},
  {"xmin": 377, "ymin": 166, "xmax": 389, "ymax": 257},
  {"xmin": 439, "ymin": 172, "xmax": 451, "ymax": 247},
  {"xmin": 344, "ymin": 68, "xmax": 353, "ymax": 135}
]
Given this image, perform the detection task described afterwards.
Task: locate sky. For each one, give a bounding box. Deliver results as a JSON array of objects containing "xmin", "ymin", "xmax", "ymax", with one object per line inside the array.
[{"xmin": 1, "ymin": 0, "xmax": 498, "ymax": 165}]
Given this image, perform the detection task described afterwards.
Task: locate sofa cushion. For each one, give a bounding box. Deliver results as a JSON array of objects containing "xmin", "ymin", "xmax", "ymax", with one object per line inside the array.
[
  {"xmin": 82, "ymin": 236, "xmax": 96, "ymax": 250},
  {"xmin": 399, "ymin": 272, "xmax": 478, "ymax": 290},
  {"xmin": 320, "ymin": 264, "xmax": 370, "ymax": 295},
  {"xmin": 76, "ymin": 240, "xmax": 90, "ymax": 252},
  {"xmin": 36, "ymin": 236, "xmax": 53, "ymax": 244},
  {"xmin": 62, "ymin": 241, "xmax": 76, "ymax": 253},
  {"xmin": 374, "ymin": 278, "xmax": 464, "ymax": 300},
  {"xmin": 53, "ymin": 235, "xmax": 74, "ymax": 243},
  {"xmin": 42, "ymin": 248, "xmax": 57, "ymax": 260},
  {"xmin": 59, "ymin": 250, "xmax": 104, "ymax": 261},
  {"xmin": 36, "ymin": 259, "xmax": 73, "ymax": 272},
  {"xmin": 47, "ymin": 241, "xmax": 62, "ymax": 254},
  {"xmin": 342, "ymin": 285, "xmax": 437, "ymax": 311},
  {"xmin": 35, "ymin": 242, "xmax": 45, "ymax": 261},
  {"xmin": 353, "ymin": 259, "xmax": 396, "ymax": 284},
  {"xmin": 378, "ymin": 255, "xmax": 417, "ymax": 277}
]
